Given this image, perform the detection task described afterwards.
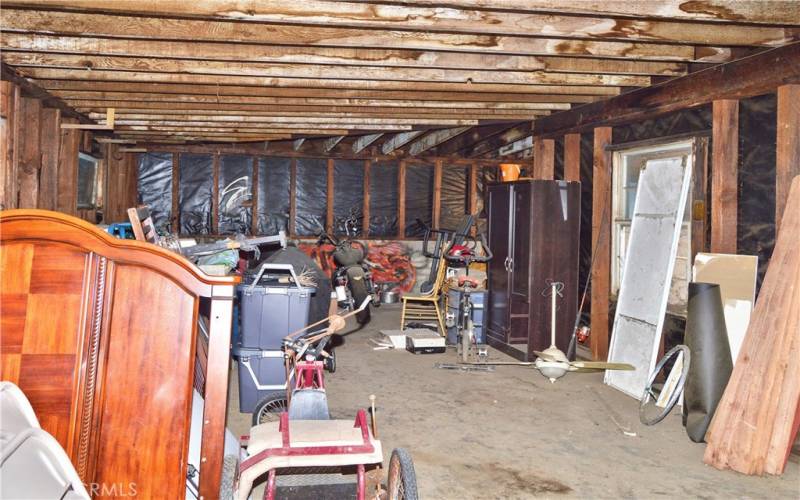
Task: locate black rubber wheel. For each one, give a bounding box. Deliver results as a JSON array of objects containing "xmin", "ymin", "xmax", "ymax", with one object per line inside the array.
[
  {"xmin": 350, "ymin": 276, "xmax": 372, "ymax": 325},
  {"xmin": 252, "ymin": 392, "xmax": 288, "ymax": 426},
  {"xmin": 324, "ymin": 349, "xmax": 336, "ymax": 373},
  {"xmin": 387, "ymin": 448, "xmax": 418, "ymax": 500},
  {"xmin": 639, "ymin": 344, "xmax": 691, "ymax": 426},
  {"xmin": 219, "ymin": 455, "xmax": 239, "ymax": 500}
]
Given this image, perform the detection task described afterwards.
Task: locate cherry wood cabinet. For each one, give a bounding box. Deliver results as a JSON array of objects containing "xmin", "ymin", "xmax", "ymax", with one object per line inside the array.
[
  {"xmin": 485, "ymin": 180, "xmax": 581, "ymax": 361},
  {"xmin": 0, "ymin": 210, "xmax": 239, "ymax": 499}
]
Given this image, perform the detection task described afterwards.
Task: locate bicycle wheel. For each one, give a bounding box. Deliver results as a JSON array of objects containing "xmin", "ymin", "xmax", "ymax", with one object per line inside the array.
[
  {"xmin": 252, "ymin": 392, "xmax": 288, "ymax": 426},
  {"xmin": 387, "ymin": 448, "xmax": 418, "ymax": 500},
  {"xmin": 639, "ymin": 345, "xmax": 690, "ymax": 426}
]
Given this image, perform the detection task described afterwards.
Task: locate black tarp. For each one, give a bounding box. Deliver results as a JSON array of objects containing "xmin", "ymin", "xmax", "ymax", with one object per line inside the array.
[
  {"xmin": 440, "ymin": 165, "xmax": 468, "ymax": 231},
  {"xmin": 257, "ymin": 157, "xmax": 291, "ymax": 236},
  {"xmin": 295, "ymin": 158, "xmax": 328, "ymax": 236},
  {"xmin": 137, "ymin": 152, "xmax": 172, "ymax": 233},
  {"xmin": 179, "ymin": 153, "xmax": 213, "ymax": 235},
  {"xmin": 368, "ymin": 161, "xmax": 398, "ymax": 237},
  {"xmin": 404, "ymin": 163, "xmax": 434, "ymax": 237},
  {"xmin": 333, "ymin": 159, "xmax": 364, "ymax": 235},
  {"xmin": 218, "ymin": 155, "xmax": 253, "ymax": 235}
]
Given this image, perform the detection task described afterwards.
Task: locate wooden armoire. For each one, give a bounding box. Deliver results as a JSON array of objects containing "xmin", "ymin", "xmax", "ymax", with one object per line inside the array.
[{"xmin": 485, "ymin": 180, "xmax": 581, "ymax": 361}]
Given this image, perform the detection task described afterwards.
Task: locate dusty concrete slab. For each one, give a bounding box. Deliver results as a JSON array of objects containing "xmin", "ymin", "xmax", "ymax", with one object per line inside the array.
[{"xmin": 227, "ymin": 304, "xmax": 800, "ymax": 499}]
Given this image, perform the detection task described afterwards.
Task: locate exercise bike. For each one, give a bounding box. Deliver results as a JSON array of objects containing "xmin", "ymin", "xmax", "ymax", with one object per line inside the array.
[{"xmin": 443, "ymin": 234, "xmax": 493, "ymax": 363}]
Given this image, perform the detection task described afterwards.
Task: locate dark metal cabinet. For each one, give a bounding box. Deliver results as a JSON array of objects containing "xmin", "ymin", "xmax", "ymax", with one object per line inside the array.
[{"xmin": 486, "ymin": 180, "xmax": 581, "ymax": 361}]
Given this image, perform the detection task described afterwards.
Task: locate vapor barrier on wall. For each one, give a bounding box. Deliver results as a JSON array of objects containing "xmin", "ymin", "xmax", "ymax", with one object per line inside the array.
[
  {"xmin": 179, "ymin": 153, "xmax": 214, "ymax": 235},
  {"xmin": 218, "ymin": 155, "xmax": 252, "ymax": 235},
  {"xmin": 257, "ymin": 157, "xmax": 291, "ymax": 236},
  {"xmin": 368, "ymin": 161, "xmax": 398, "ymax": 237},
  {"xmin": 295, "ymin": 158, "xmax": 328, "ymax": 236},
  {"xmin": 137, "ymin": 152, "xmax": 172, "ymax": 233},
  {"xmin": 405, "ymin": 163, "xmax": 434, "ymax": 237},
  {"xmin": 333, "ymin": 159, "xmax": 365, "ymax": 235},
  {"xmin": 440, "ymin": 165, "xmax": 468, "ymax": 231}
]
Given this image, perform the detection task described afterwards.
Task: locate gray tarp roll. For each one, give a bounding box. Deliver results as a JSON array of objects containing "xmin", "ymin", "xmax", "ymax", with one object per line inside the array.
[
  {"xmin": 179, "ymin": 153, "xmax": 213, "ymax": 235},
  {"xmin": 257, "ymin": 157, "xmax": 291, "ymax": 236},
  {"xmin": 295, "ymin": 158, "xmax": 328, "ymax": 236},
  {"xmin": 682, "ymin": 282, "xmax": 733, "ymax": 443},
  {"xmin": 137, "ymin": 152, "xmax": 172, "ymax": 233},
  {"xmin": 218, "ymin": 155, "xmax": 253, "ymax": 235},
  {"xmin": 440, "ymin": 165, "xmax": 468, "ymax": 230},
  {"xmin": 333, "ymin": 159, "xmax": 364, "ymax": 235},
  {"xmin": 368, "ymin": 161, "xmax": 398, "ymax": 237},
  {"xmin": 404, "ymin": 163, "xmax": 434, "ymax": 237}
]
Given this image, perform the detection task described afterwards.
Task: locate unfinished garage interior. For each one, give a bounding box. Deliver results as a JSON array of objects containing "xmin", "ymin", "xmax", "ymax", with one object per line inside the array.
[{"xmin": 1, "ymin": 1, "xmax": 799, "ymax": 498}]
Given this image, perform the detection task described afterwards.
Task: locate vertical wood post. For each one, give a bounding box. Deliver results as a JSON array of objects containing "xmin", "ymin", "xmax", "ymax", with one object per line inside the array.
[
  {"xmin": 172, "ymin": 152, "xmax": 180, "ymax": 234},
  {"xmin": 39, "ymin": 107, "xmax": 62, "ymax": 211},
  {"xmin": 212, "ymin": 153, "xmax": 220, "ymax": 234},
  {"xmin": 0, "ymin": 82, "xmax": 20, "ymax": 210},
  {"xmin": 711, "ymin": 99, "xmax": 739, "ymax": 253},
  {"xmin": 532, "ymin": 137, "xmax": 555, "ymax": 180},
  {"xmin": 17, "ymin": 97, "xmax": 42, "ymax": 209},
  {"xmin": 362, "ymin": 160, "xmax": 371, "ymax": 236},
  {"xmin": 563, "ymin": 133, "xmax": 581, "ymax": 182},
  {"xmin": 432, "ymin": 160, "xmax": 442, "ymax": 229},
  {"xmin": 326, "ymin": 158, "xmax": 335, "ymax": 233},
  {"xmin": 251, "ymin": 156, "xmax": 259, "ymax": 235},
  {"xmin": 289, "ymin": 158, "xmax": 297, "ymax": 237},
  {"xmin": 591, "ymin": 127, "xmax": 612, "ymax": 361},
  {"xmin": 397, "ymin": 160, "xmax": 406, "ymax": 238},
  {"xmin": 57, "ymin": 119, "xmax": 80, "ymax": 216},
  {"xmin": 776, "ymin": 84, "xmax": 800, "ymax": 232},
  {"xmin": 469, "ymin": 162, "xmax": 479, "ymax": 236}
]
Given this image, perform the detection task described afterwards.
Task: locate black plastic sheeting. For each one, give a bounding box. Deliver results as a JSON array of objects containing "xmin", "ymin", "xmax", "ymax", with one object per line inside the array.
[
  {"xmin": 295, "ymin": 158, "xmax": 328, "ymax": 236},
  {"xmin": 179, "ymin": 153, "xmax": 213, "ymax": 235},
  {"xmin": 257, "ymin": 157, "xmax": 291, "ymax": 236},
  {"xmin": 137, "ymin": 152, "xmax": 172, "ymax": 233},
  {"xmin": 737, "ymin": 94, "xmax": 776, "ymax": 290},
  {"xmin": 404, "ymin": 163, "xmax": 434, "ymax": 237},
  {"xmin": 218, "ymin": 155, "xmax": 253, "ymax": 235},
  {"xmin": 439, "ymin": 165, "xmax": 468, "ymax": 230},
  {"xmin": 333, "ymin": 160, "xmax": 364, "ymax": 235},
  {"xmin": 368, "ymin": 161, "xmax": 398, "ymax": 237}
]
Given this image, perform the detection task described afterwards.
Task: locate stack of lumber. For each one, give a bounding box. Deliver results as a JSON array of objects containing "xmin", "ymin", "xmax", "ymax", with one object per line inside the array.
[{"xmin": 703, "ymin": 177, "xmax": 800, "ymax": 475}]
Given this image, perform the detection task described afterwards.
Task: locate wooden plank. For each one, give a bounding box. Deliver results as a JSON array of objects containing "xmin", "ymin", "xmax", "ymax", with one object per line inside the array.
[
  {"xmin": 2, "ymin": 5, "xmax": 791, "ymax": 47},
  {"xmin": 382, "ymin": 131, "xmax": 424, "ymax": 154},
  {"xmin": 0, "ymin": 62, "xmax": 89, "ymax": 123},
  {"xmin": 563, "ymin": 133, "xmax": 581, "ymax": 182},
  {"xmin": 16, "ymin": 96, "xmax": 41, "ymax": 209},
  {"xmin": 0, "ymin": 81, "xmax": 20, "ymax": 210},
  {"xmin": 704, "ymin": 177, "xmax": 800, "ymax": 476},
  {"xmin": 289, "ymin": 158, "xmax": 297, "ymax": 236},
  {"xmin": 532, "ymin": 137, "xmax": 555, "ymax": 180},
  {"xmin": 534, "ymin": 43, "xmax": 800, "ymax": 138},
  {"xmin": 591, "ymin": 126, "xmax": 612, "ymax": 362},
  {"xmin": 38, "ymin": 107, "xmax": 61, "ymax": 210},
  {"xmin": 469, "ymin": 162, "xmax": 478, "ymax": 217},
  {"xmin": 40, "ymin": 80, "xmax": 618, "ymax": 99},
  {"xmin": 409, "ymin": 127, "xmax": 470, "ymax": 156},
  {"xmin": 397, "ymin": 160, "xmax": 406, "ymax": 238},
  {"xmin": 1, "ymin": 33, "xmax": 690, "ymax": 75},
  {"xmin": 172, "ymin": 153, "xmax": 180, "ymax": 233},
  {"xmin": 326, "ymin": 158, "xmax": 335, "ymax": 233},
  {"xmin": 212, "ymin": 153, "xmax": 219, "ymax": 234},
  {"xmin": 1, "ymin": 52, "xmax": 651, "ymax": 87},
  {"xmin": 468, "ymin": 122, "xmax": 532, "ymax": 157},
  {"xmin": 432, "ymin": 160, "xmax": 442, "ymax": 229},
  {"xmin": 323, "ymin": 136, "xmax": 345, "ymax": 153},
  {"xmin": 362, "ymin": 160, "xmax": 370, "ymax": 236},
  {"xmin": 251, "ymin": 156, "xmax": 259, "ymax": 235},
  {"xmin": 776, "ymin": 84, "xmax": 800, "ymax": 231},
  {"xmin": 0, "ymin": 9, "xmax": 733, "ymax": 61},
  {"xmin": 353, "ymin": 134, "xmax": 382, "ymax": 154},
  {"xmin": 691, "ymin": 137, "xmax": 710, "ymax": 261},
  {"xmin": 710, "ymin": 99, "xmax": 739, "ymax": 253},
  {"xmin": 56, "ymin": 118, "xmax": 80, "ymax": 215}
]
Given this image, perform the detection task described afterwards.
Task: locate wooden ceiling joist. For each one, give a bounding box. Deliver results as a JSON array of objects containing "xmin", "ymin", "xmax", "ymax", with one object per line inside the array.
[
  {"xmin": 381, "ymin": 131, "xmax": 425, "ymax": 154},
  {"xmin": 409, "ymin": 127, "xmax": 471, "ymax": 156},
  {"xmin": 323, "ymin": 135, "xmax": 345, "ymax": 152},
  {"xmin": 352, "ymin": 133, "xmax": 383, "ymax": 154},
  {"xmin": 81, "ymin": 109, "xmax": 547, "ymax": 121},
  {"xmin": 3, "ymin": 3, "xmax": 795, "ymax": 47}
]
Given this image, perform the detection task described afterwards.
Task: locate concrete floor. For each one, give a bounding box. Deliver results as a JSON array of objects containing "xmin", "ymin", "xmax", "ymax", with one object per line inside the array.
[{"xmin": 227, "ymin": 304, "xmax": 800, "ymax": 499}]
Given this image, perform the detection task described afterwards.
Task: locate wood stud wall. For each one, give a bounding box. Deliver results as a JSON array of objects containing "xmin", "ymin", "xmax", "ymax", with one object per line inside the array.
[
  {"xmin": 776, "ymin": 84, "xmax": 800, "ymax": 232},
  {"xmin": 590, "ymin": 127, "xmax": 613, "ymax": 361},
  {"xmin": 711, "ymin": 99, "xmax": 739, "ymax": 254}
]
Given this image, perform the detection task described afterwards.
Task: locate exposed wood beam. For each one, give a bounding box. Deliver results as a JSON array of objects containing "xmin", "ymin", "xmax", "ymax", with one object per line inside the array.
[
  {"xmin": 106, "ymin": 116, "xmax": 481, "ymax": 126},
  {"xmin": 776, "ymin": 84, "xmax": 800, "ymax": 231},
  {"xmin": 1, "ymin": 53, "xmax": 651, "ymax": 87},
  {"xmin": 1, "ymin": 34, "xmax": 691, "ymax": 75},
  {"xmin": 534, "ymin": 43, "xmax": 800, "ymax": 138},
  {"xmin": 498, "ymin": 136, "xmax": 532, "ymax": 157},
  {"xmin": 293, "ymin": 138, "xmax": 305, "ymax": 151},
  {"xmin": 0, "ymin": 62, "xmax": 89, "ymax": 123},
  {"xmin": 38, "ymin": 80, "xmax": 620, "ymax": 99},
  {"xmin": 532, "ymin": 137, "xmax": 555, "ymax": 179},
  {"xmin": 352, "ymin": 133, "xmax": 383, "ymax": 154},
  {"xmin": 409, "ymin": 127, "xmax": 470, "ymax": 156},
  {"xmin": 710, "ymin": 99, "xmax": 739, "ymax": 254},
  {"xmin": 431, "ymin": 123, "xmax": 517, "ymax": 156},
  {"xmin": 2, "ymin": 4, "xmax": 791, "ymax": 48},
  {"xmin": 467, "ymin": 122, "xmax": 532, "ymax": 157},
  {"xmin": 61, "ymin": 106, "xmax": 114, "ymax": 129},
  {"xmin": 323, "ymin": 135, "xmax": 345, "ymax": 153},
  {"xmin": 563, "ymin": 133, "xmax": 581, "ymax": 182},
  {"xmin": 382, "ymin": 131, "xmax": 424, "ymax": 154},
  {"xmin": 591, "ymin": 126, "xmax": 612, "ymax": 362}
]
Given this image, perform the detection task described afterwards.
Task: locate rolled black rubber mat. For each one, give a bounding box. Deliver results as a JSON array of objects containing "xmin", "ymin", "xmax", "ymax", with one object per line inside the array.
[{"xmin": 682, "ymin": 282, "xmax": 733, "ymax": 443}]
